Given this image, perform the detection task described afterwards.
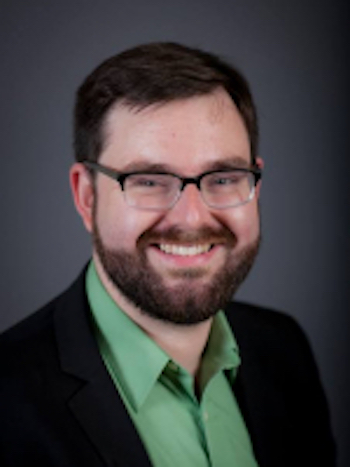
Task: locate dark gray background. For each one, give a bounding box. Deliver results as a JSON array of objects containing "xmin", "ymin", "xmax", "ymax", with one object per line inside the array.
[{"xmin": 1, "ymin": 0, "xmax": 349, "ymax": 465}]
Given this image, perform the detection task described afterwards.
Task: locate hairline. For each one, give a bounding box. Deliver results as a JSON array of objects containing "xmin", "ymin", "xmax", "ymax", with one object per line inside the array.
[{"xmin": 98, "ymin": 86, "xmax": 255, "ymax": 165}]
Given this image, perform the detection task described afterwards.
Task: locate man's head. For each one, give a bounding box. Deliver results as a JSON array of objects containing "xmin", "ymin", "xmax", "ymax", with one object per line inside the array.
[{"xmin": 70, "ymin": 42, "xmax": 262, "ymax": 325}]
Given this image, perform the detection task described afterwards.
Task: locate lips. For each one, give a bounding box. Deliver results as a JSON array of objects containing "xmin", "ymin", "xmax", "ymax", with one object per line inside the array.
[{"xmin": 138, "ymin": 225, "xmax": 236, "ymax": 263}]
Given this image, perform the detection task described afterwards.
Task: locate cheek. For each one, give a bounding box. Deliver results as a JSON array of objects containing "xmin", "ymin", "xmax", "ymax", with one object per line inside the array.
[
  {"xmin": 95, "ymin": 193, "xmax": 163, "ymax": 250},
  {"xmin": 222, "ymin": 202, "xmax": 260, "ymax": 245}
]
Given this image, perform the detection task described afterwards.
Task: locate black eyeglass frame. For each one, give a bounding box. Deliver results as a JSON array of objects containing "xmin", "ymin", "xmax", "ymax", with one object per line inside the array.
[{"xmin": 83, "ymin": 160, "xmax": 262, "ymax": 191}]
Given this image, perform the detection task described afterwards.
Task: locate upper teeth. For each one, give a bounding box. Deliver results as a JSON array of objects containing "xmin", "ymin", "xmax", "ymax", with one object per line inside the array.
[{"xmin": 159, "ymin": 244, "xmax": 211, "ymax": 256}]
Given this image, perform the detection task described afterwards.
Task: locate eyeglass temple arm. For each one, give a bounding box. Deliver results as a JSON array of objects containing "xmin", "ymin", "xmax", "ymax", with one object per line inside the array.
[{"xmin": 83, "ymin": 161, "xmax": 129, "ymax": 188}]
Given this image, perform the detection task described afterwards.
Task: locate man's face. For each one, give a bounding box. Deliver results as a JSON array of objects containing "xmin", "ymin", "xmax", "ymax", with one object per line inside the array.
[{"xmin": 90, "ymin": 89, "xmax": 261, "ymax": 324}]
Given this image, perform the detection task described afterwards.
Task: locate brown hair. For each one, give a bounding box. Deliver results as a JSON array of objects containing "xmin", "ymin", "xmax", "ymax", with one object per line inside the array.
[{"xmin": 74, "ymin": 42, "xmax": 259, "ymax": 164}]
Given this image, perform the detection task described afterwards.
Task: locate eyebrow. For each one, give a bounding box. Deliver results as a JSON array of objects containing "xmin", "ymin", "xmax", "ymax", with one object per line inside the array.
[
  {"xmin": 201, "ymin": 157, "xmax": 252, "ymax": 172},
  {"xmin": 119, "ymin": 156, "xmax": 252, "ymax": 174},
  {"xmin": 120, "ymin": 161, "xmax": 174, "ymax": 173}
]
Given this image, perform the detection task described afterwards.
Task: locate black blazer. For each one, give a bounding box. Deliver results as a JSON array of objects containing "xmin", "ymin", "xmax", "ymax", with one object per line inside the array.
[{"xmin": 0, "ymin": 270, "xmax": 336, "ymax": 466}]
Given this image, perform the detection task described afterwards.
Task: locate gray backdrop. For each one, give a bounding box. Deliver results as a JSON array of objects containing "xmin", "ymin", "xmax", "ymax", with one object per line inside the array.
[{"xmin": 1, "ymin": 0, "xmax": 349, "ymax": 465}]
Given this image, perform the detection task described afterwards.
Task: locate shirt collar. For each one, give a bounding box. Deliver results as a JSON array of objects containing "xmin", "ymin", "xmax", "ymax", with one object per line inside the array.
[
  {"xmin": 86, "ymin": 261, "xmax": 169, "ymax": 411},
  {"xmin": 86, "ymin": 260, "xmax": 240, "ymax": 410},
  {"xmin": 198, "ymin": 308, "xmax": 241, "ymax": 391}
]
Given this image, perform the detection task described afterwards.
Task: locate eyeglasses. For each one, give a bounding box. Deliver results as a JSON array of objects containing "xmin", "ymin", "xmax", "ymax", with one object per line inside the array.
[{"xmin": 84, "ymin": 161, "xmax": 262, "ymax": 211}]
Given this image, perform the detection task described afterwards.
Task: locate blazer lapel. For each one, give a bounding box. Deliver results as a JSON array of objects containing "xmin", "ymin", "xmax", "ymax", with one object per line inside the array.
[
  {"xmin": 54, "ymin": 272, "xmax": 152, "ymax": 467},
  {"xmin": 232, "ymin": 356, "xmax": 282, "ymax": 466},
  {"xmin": 226, "ymin": 301, "xmax": 295, "ymax": 467}
]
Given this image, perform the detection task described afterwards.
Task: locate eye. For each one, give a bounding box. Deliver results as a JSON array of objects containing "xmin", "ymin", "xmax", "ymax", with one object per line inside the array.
[
  {"xmin": 214, "ymin": 176, "xmax": 237, "ymax": 185},
  {"xmin": 208, "ymin": 171, "xmax": 244, "ymax": 186},
  {"xmin": 129, "ymin": 175, "xmax": 160, "ymax": 187},
  {"xmin": 127, "ymin": 174, "xmax": 175, "ymax": 191},
  {"xmin": 136, "ymin": 178, "xmax": 159, "ymax": 187}
]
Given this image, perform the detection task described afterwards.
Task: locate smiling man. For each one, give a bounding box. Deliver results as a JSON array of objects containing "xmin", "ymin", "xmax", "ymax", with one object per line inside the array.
[{"xmin": 0, "ymin": 43, "xmax": 335, "ymax": 466}]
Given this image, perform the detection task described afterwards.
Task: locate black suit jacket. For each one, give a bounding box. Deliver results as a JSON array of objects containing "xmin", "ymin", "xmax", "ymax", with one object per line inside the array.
[{"xmin": 0, "ymin": 270, "xmax": 336, "ymax": 466}]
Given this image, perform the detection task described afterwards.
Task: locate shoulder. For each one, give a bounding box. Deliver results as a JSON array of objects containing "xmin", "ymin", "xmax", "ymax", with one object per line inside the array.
[
  {"xmin": 227, "ymin": 300, "xmax": 300, "ymax": 327},
  {"xmin": 226, "ymin": 300, "xmax": 308, "ymax": 341},
  {"xmin": 0, "ymin": 298, "xmax": 57, "ymax": 371},
  {"xmin": 0, "ymin": 269, "xmax": 86, "ymax": 376},
  {"xmin": 0, "ymin": 296, "xmax": 62, "ymax": 414},
  {"xmin": 226, "ymin": 301, "xmax": 318, "ymax": 371}
]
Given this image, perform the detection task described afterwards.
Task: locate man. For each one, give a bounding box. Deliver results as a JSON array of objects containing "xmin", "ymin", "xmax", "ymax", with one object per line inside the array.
[{"xmin": 0, "ymin": 43, "xmax": 336, "ymax": 466}]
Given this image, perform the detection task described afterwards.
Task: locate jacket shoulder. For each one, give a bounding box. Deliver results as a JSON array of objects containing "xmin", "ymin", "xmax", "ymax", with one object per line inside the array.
[
  {"xmin": 226, "ymin": 301, "xmax": 309, "ymax": 347},
  {"xmin": 0, "ymin": 270, "xmax": 86, "ymax": 374},
  {"xmin": 225, "ymin": 300, "xmax": 324, "ymax": 381}
]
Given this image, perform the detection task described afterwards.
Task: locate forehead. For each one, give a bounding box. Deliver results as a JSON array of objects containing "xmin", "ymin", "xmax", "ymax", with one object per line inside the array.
[{"xmin": 100, "ymin": 88, "xmax": 251, "ymax": 173}]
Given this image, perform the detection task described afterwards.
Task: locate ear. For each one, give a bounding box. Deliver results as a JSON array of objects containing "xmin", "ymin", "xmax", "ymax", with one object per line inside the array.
[
  {"xmin": 70, "ymin": 163, "xmax": 94, "ymax": 233},
  {"xmin": 255, "ymin": 157, "xmax": 264, "ymax": 199}
]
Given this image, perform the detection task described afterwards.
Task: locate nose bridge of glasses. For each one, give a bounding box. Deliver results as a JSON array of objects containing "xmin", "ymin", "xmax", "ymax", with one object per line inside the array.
[
  {"xmin": 174, "ymin": 175, "xmax": 209, "ymax": 213},
  {"xmin": 179, "ymin": 175, "xmax": 202, "ymax": 193}
]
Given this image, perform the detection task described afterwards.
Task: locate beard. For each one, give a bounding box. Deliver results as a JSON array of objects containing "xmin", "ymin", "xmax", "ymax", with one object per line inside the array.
[{"xmin": 93, "ymin": 218, "xmax": 260, "ymax": 325}]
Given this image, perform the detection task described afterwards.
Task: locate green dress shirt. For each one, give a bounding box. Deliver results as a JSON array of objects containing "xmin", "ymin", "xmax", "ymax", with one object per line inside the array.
[{"xmin": 86, "ymin": 261, "xmax": 258, "ymax": 467}]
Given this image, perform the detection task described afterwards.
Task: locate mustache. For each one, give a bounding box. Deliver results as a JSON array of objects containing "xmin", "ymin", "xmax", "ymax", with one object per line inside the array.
[{"xmin": 138, "ymin": 225, "xmax": 237, "ymax": 247}]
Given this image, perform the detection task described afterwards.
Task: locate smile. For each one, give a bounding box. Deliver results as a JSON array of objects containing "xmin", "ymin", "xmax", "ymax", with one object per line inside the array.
[{"xmin": 158, "ymin": 244, "xmax": 212, "ymax": 256}]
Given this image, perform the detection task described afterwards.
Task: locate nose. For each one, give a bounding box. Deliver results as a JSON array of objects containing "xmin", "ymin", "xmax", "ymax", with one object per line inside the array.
[{"xmin": 166, "ymin": 184, "xmax": 215, "ymax": 229}]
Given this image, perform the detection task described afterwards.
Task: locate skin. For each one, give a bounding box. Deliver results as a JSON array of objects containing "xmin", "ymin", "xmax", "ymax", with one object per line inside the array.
[{"xmin": 70, "ymin": 87, "xmax": 263, "ymax": 376}]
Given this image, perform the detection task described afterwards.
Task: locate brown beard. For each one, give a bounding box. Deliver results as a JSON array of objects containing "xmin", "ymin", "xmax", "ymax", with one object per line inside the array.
[{"xmin": 93, "ymin": 220, "xmax": 260, "ymax": 325}]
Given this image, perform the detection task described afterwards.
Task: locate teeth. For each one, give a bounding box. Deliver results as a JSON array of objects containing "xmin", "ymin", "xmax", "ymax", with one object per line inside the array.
[{"xmin": 159, "ymin": 244, "xmax": 211, "ymax": 256}]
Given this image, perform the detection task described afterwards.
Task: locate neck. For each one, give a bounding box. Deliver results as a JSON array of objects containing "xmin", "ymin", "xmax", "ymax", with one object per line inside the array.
[{"xmin": 93, "ymin": 253, "xmax": 212, "ymax": 376}]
